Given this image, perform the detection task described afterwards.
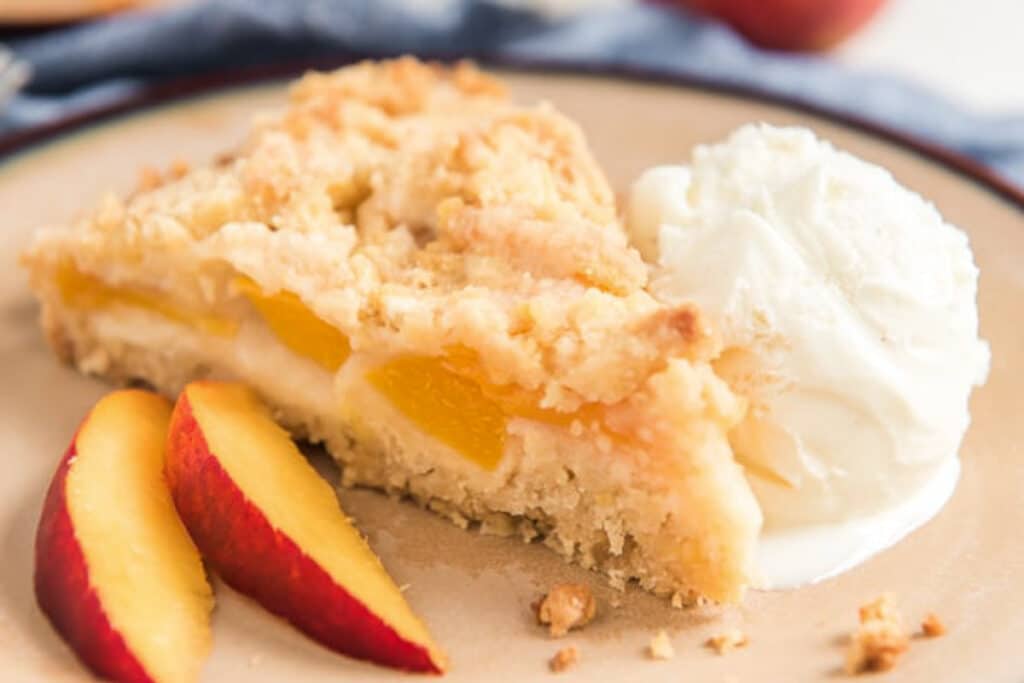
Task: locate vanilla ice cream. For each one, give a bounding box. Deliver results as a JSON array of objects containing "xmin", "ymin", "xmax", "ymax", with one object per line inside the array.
[{"xmin": 628, "ymin": 124, "xmax": 990, "ymax": 585}]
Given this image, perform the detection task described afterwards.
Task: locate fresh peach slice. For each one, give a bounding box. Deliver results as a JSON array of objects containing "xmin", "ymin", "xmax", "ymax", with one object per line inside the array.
[
  {"xmin": 34, "ymin": 390, "xmax": 213, "ymax": 683},
  {"xmin": 165, "ymin": 381, "xmax": 447, "ymax": 674}
]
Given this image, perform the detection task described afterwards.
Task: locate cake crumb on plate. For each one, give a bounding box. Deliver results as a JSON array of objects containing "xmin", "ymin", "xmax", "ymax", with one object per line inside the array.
[
  {"xmin": 858, "ymin": 594, "xmax": 901, "ymax": 624},
  {"xmin": 921, "ymin": 613, "xmax": 947, "ymax": 638},
  {"xmin": 846, "ymin": 594, "xmax": 909, "ymax": 674},
  {"xmin": 549, "ymin": 646, "xmax": 580, "ymax": 673},
  {"xmin": 535, "ymin": 583, "xmax": 597, "ymax": 637},
  {"xmin": 647, "ymin": 630, "xmax": 675, "ymax": 660},
  {"xmin": 706, "ymin": 628, "xmax": 748, "ymax": 654}
]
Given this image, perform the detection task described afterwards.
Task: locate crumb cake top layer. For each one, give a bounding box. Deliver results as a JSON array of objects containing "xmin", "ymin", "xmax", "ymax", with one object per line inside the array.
[{"xmin": 24, "ymin": 58, "xmax": 716, "ymax": 411}]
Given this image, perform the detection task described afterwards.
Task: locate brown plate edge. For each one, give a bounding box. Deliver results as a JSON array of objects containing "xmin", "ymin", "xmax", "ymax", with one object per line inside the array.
[{"xmin": 0, "ymin": 53, "xmax": 1021, "ymax": 213}]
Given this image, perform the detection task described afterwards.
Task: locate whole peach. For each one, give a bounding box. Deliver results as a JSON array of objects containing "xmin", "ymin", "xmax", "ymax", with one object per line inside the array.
[{"xmin": 679, "ymin": 0, "xmax": 887, "ymax": 51}]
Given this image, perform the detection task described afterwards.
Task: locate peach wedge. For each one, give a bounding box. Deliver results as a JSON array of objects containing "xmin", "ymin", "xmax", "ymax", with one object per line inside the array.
[
  {"xmin": 165, "ymin": 381, "xmax": 447, "ymax": 674},
  {"xmin": 34, "ymin": 390, "xmax": 213, "ymax": 683}
]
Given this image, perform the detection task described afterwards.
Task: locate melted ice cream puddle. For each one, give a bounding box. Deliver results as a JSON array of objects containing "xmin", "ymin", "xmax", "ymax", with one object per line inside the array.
[{"xmin": 753, "ymin": 457, "xmax": 959, "ymax": 588}]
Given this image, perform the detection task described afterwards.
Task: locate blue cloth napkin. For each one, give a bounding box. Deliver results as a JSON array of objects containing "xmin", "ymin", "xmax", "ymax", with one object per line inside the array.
[{"xmin": 6, "ymin": 0, "xmax": 1024, "ymax": 189}]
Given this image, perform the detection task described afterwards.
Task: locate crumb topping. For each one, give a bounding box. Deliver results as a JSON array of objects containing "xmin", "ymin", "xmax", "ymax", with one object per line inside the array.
[
  {"xmin": 846, "ymin": 594, "xmax": 910, "ymax": 675},
  {"xmin": 548, "ymin": 646, "xmax": 580, "ymax": 673},
  {"xmin": 535, "ymin": 583, "xmax": 597, "ymax": 637},
  {"xmin": 920, "ymin": 613, "xmax": 946, "ymax": 638},
  {"xmin": 706, "ymin": 628, "xmax": 748, "ymax": 654},
  {"xmin": 646, "ymin": 630, "xmax": 675, "ymax": 660},
  {"xmin": 24, "ymin": 57, "xmax": 719, "ymax": 410}
]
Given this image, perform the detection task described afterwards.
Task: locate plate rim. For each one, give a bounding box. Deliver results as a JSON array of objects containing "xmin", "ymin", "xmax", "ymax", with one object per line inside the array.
[{"xmin": 0, "ymin": 53, "xmax": 1021, "ymax": 212}]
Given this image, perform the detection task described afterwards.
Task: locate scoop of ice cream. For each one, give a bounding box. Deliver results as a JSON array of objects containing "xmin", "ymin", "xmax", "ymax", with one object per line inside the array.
[{"xmin": 628, "ymin": 124, "xmax": 990, "ymax": 531}]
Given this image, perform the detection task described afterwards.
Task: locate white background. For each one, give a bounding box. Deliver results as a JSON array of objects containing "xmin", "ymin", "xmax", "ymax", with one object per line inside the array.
[
  {"xmin": 516, "ymin": 0, "xmax": 1024, "ymax": 113},
  {"xmin": 839, "ymin": 0, "xmax": 1024, "ymax": 113}
]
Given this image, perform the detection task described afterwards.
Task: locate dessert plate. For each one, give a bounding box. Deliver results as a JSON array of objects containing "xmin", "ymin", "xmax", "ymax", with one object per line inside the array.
[{"xmin": 1, "ymin": 65, "xmax": 1021, "ymax": 682}]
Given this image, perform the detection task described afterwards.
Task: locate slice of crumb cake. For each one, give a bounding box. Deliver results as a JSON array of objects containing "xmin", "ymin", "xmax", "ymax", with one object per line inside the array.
[{"xmin": 22, "ymin": 58, "xmax": 762, "ymax": 602}]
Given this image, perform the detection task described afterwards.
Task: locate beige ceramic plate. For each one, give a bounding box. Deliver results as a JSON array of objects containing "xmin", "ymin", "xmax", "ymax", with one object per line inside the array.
[{"xmin": 1, "ymin": 68, "xmax": 1021, "ymax": 682}]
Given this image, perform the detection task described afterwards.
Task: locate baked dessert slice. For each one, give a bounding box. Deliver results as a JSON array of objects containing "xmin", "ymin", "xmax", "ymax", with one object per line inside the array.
[{"xmin": 23, "ymin": 58, "xmax": 761, "ymax": 602}]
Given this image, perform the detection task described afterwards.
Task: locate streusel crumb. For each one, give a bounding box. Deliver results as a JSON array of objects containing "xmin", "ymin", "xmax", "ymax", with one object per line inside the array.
[
  {"xmin": 535, "ymin": 583, "xmax": 597, "ymax": 637},
  {"xmin": 706, "ymin": 628, "xmax": 748, "ymax": 654},
  {"xmin": 549, "ymin": 646, "xmax": 580, "ymax": 673},
  {"xmin": 168, "ymin": 158, "xmax": 191, "ymax": 180},
  {"xmin": 858, "ymin": 593, "xmax": 901, "ymax": 624},
  {"xmin": 136, "ymin": 165, "xmax": 164, "ymax": 192},
  {"xmin": 921, "ymin": 613, "xmax": 946, "ymax": 638},
  {"xmin": 846, "ymin": 595, "xmax": 909, "ymax": 674},
  {"xmin": 647, "ymin": 630, "xmax": 675, "ymax": 660}
]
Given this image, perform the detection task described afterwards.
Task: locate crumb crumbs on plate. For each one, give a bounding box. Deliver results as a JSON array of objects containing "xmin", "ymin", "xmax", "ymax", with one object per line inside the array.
[
  {"xmin": 535, "ymin": 583, "xmax": 597, "ymax": 637},
  {"xmin": 846, "ymin": 594, "xmax": 910, "ymax": 674},
  {"xmin": 920, "ymin": 613, "xmax": 947, "ymax": 638},
  {"xmin": 706, "ymin": 628, "xmax": 748, "ymax": 654},
  {"xmin": 136, "ymin": 165, "xmax": 163, "ymax": 192},
  {"xmin": 136, "ymin": 159, "xmax": 191, "ymax": 193},
  {"xmin": 858, "ymin": 594, "xmax": 901, "ymax": 624},
  {"xmin": 549, "ymin": 646, "xmax": 580, "ymax": 673},
  {"xmin": 647, "ymin": 630, "xmax": 675, "ymax": 660},
  {"xmin": 168, "ymin": 159, "xmax": 191, "ymax": 180}
]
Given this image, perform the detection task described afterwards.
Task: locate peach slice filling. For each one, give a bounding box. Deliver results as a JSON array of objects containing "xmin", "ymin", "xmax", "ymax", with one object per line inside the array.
[
  {"xmin": 365, "ymin": 355, "xmax": 510, "ymax": 470},
  {"xmin": 55, "ymin": 265, "xmax": 237, "ymax": 337},
  {"xmin": 57, "ymin": 268, "xmax": 618, "ymax": 470},
  {"xmin": 366, "ymin": 352, "xmax": 623, "ymax": 471},
  {"xmin": 230, "ymin": 282, "xmax": 614, "ymax": 471},
  {"xmin": 234, "ymin": 278, "xmax": 351, "ymax": 371},
  {"xmin": 235, "ymin": 285, "xmax": 617, "ymax": 470}
]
